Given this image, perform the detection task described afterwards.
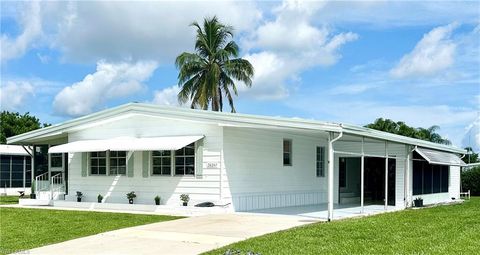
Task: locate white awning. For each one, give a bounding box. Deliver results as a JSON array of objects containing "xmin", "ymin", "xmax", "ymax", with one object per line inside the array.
[
  {"xmin": 48, "ymin": 136, "xmax": 204, "ymax": 153},
  {"xmin": 415, "ymin": 147, "xmax": 466, "ymax": 167}
]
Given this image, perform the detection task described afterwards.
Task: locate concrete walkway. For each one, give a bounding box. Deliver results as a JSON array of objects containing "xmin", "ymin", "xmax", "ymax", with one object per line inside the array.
[{"xmin": 22, "ymin": 213, "xmax": 320, "ymax": 255}]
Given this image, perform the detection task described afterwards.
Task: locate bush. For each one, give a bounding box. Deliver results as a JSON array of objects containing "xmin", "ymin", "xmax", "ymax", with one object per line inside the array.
[{"xmin": 462, "ymin": 166, "xmax": 480, "ymax": 195}]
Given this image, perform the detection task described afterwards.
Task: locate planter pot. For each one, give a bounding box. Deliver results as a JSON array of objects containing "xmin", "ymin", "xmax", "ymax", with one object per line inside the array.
[
  {"xmin": 129, "ymin": 199, "xmax": 134, "ymax": 204},
  {"xmin": 30, "ymin": 194, "xmax": 36, "ymax": 199},
  {"xmin": 98, "ymin": 199, "xmax": 102, "ymax": 203},
  {"xmin": 77, "ymin": 197, "xmax": 82, "ymax": 202},
  {"xmin": 414, "ymin": 200, "xmax": 423, "ymax": 207},
  {"xmin": 155, "ymin": 200, "xmax": 160, "ymax": 205},
  {"xmin": 183, "ymin": 202, "xmax": 188, "ymax": 206}
]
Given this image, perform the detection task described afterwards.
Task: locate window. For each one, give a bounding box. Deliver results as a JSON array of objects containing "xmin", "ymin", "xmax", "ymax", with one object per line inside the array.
[
  {"xmin": 90, "ymin": 151, "xmax": 107, "ymax": 175},
  {"xmin": 412, "ymin": 157, "xmax": 449, "ymax": 195},
  {"xmin": 175, "ymin": 143, "xmax": 195, "ymax": 175},
  {"xmin": 50, "ymin": 153, "xmax": 63, "ymax": 168},
  {"xmin": 316, "ymin": 146, "xmax": 325, "ymax": 177},
  {"xmin": 109, "ymin": 151, "xmax": 127, "ymax": 175},
  {"xmin": 283, "ymin": 139, "xmax": 292, "ymax": 166},
  {"xmin": 152, "ymin": 150, "xmax": 171, "ymax": 175},
  {"xmin": 339, "ymin": 157, "xmax": 347, "ymax": 188}
]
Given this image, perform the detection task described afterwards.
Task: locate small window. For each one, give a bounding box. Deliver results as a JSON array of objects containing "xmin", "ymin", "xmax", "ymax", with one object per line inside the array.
[
  {"xmin": 109, "ymin": 151, "xmax": 127, "ymax": 175},
  {"xmin": 174, "ymin": 143, "xmax": 195, "ymax": 175},
  {"xmin": 90, "ymin": 151, "xmax": 107, "ymax": 175},
  {"xmin": 283, "ymin": 139, "xmax": 292, "ymax": 166},
  {"xmin": 152, "ymin": 150, "xmax": 171, "ymax": 175},
  {"xmin": 316, "ymin": 147, "xmax": 325, "ymax": 177},
  {"xmin": 50, "ymin": 153, "xmax": 63, "ymax": 168}
]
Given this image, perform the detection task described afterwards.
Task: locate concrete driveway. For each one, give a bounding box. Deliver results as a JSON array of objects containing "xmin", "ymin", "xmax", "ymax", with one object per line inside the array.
[{"xmin": 24, "ymin": 213, "xmax": 320, "ymax": 255}]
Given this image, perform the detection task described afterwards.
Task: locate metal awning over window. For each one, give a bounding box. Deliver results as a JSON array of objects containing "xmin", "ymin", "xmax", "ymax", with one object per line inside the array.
[
  {"xmin": 48, "ymin": 136, "xmax": 204, "ymax": 153},
  {"xmin": 415, "ymin": 147, "xmax": 466, "ymax": 167}
]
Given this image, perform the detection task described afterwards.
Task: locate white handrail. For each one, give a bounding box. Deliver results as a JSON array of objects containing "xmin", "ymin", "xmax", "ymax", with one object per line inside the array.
[
  {"xmin": 35, "ymin": 172, "xmax": 50, "ymax": 194},
  {"xmin": 50, "ymin": 173, "xmax": 64, "ymax": 200}
]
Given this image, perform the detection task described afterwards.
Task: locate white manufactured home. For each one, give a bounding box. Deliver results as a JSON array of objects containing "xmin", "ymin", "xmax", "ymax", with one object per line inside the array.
[{"xmin": 7, "ymin": 103, "xmax": 466, "ymax": 220}]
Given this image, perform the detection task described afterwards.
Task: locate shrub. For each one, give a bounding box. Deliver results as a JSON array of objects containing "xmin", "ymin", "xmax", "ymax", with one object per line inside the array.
[
  {"xmin": 126, "ymin": 191, "xmax": 136, "ymax": 200},
  {"xmin": 180, "ymin": 194, "xmax": 190, "ymax": 203},
  {"xmin": 462, "ymin": 166, "xmax": 480, "ymax": 195}
]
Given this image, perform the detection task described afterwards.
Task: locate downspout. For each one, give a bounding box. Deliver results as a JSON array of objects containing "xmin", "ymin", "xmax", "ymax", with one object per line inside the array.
[
  {"xmin": 405, "ymin": 145, "xmax": 417, "ymax": 207},
  {"xmin": 327, "ymin": 131, "xmax": 343, "ymax": 222}
]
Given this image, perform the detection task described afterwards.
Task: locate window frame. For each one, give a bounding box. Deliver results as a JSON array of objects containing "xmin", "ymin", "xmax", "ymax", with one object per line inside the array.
[
  {"xmin": 150, "ymin": 143, "xmax": 196, "ymax": 177},
  {"xmin": 151, "ymin": 150, "xmax": 172, "ymax": 176},
  {"xmin": 283, "ymin": 139, "xmax": 292, "ymax": 166},
  {"xmin": 49, "ymin": 152, "xmax": 64, "ymax": 171},
  {"xmin": 316, "ymin": 146, "xmax": 326, "ymax": 177},
  {"xmin": 89, "ymin": 151, "xmax": 127, "ymax": 176}
]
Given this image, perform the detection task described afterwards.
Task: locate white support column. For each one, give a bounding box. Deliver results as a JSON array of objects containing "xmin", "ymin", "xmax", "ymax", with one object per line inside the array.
[
  {"xmin": 385, "ymin": 141, "xmax": 388, "ymax": 211},
  {"xmin": 405, "ymin": 146, "xmax": 410, "ymax": 208},
  {"xmin": 327, "ymin": 133, "xmax": 334, "ymax": 221},
  {"xmin": 361, "ymin": 137, "xmax": 365, "ymax": 213},
  {"xmin": 327, "ymin": 131, "xmax": 343, "ymax": 222},
  {"xmin": 23, "ymin": 156, "xmax": 26, "ymax": 191}
]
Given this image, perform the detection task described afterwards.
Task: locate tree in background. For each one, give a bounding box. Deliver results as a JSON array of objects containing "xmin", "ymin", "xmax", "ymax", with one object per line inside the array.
[
  {"xmin": 464, "ymin": 147, "xmax": 479, "ymax": 164},
  {"xmin": 0, "ymin": 111, "xmax": 50, "ymax": 143},
  {"xmin": 462, "ymin": 166, "xmax": 480, "ymax": 195},
  {"xmin": 365, "ymin": 118, "xmax": 451, "ymax": 145},
  {"xmin": 176, "ymin": 16, "xmax": 254, "ymax": 112}
]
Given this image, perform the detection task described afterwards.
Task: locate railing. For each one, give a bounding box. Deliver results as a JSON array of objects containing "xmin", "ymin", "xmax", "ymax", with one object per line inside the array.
[
  {"xmin": 50, "ymin": 173, "xmax": 64, "ymax": 200},
  {"xmin": 35, "ymin": 172, "xmax": 50, "ymax": 194}
]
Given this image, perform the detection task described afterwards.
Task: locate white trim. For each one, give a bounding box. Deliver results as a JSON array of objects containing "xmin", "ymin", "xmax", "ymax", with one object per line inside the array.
[{"xmin": 7, "ymin": 103, "xmax": 464, "ymax": 155}]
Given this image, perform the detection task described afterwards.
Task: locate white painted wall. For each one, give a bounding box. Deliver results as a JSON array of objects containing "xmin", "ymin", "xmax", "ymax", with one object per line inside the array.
[
  {"xmin": 223, "ymin": 127, "xmax": 329, "ymax": 211},
  {"xmin": 65, "ymin": 114, "xmax": 223, "ymax": 206}
]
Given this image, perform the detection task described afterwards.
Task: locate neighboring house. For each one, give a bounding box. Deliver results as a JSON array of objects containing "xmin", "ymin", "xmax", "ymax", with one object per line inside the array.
[
  {"xmin": 0, "ymin": 144, "xmax": 32, "ymax": 195},
  {"xmin": 7, "ymin": 103, "xmax": 466, "ymax": 220}
]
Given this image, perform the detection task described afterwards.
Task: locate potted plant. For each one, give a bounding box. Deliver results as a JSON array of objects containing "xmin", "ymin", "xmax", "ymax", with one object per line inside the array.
[
  {"xmin": 76, "ymin": 191, "xmax": 83, "ymax": 202},
  {"xmin": 126, "ymin": 191, "xmax": 136, "ymax": 204},
  {"xmin": 154, "ymin": 195, "xmax": 161, "ymax": 205},
  {"xmin": 30, "ymin": 181, "xmax": 36, "ymax": 199},
  {"xmin": 97, "ymin": 194, "xmax": 103, "ymax": 203},
  {"xmin": 414, "ymin": 197, "xmax": 423, "ymax": 207},
  {"xmin": 180, "ymin": 194, "xmax": 189, "ymax": 206}
]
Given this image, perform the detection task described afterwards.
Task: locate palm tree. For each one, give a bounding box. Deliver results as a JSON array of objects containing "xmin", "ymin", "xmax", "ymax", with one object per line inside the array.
[{"xmin": 175, "ymin": 16, "xmax": 254, "ymax": 112}]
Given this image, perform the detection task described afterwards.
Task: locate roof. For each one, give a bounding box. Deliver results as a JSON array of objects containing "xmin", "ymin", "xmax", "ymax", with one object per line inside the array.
[
  {"xmin": 6, "ymin": 103, "xmax": 466, "ymax": 154},
  {"xmin": 0, "ymin": 144, "xmax": 31, "ymax": 156}
]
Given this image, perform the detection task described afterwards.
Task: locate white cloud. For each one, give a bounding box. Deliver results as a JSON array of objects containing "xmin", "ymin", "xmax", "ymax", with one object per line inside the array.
[
  {"xmin": 53, "ymin": 60, "xmax": 158, "ymax": 116},
  {"xmin": 462, "ymin": 116, "xmax": 480, "ymax": 152},
  {"xmin": 0, "ymin": 1, "xmax": 42, "ymax": 62},
  {"xmin": 0, "ymin": 81, "xmax": 34, "ymax": 110},
  {"xmin": 241, "ymin": 0, "xmax": 358, "ymax": 99},
  {"xmin": 151, "ymin": 85, "xmax": 182, "ymax": 107},
  {"xmin": 391, "ymin": 23, "xmax": 458, "ymax": 78},
  {"xmin": 48, "ymin": 1, "xmax": 261, "ymax": 63}
]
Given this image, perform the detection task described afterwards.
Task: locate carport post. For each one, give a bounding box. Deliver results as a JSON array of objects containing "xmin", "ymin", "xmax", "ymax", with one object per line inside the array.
[
  {"xmin": 361, "ymin": 137, "xmax": 365, "ymax": 214},
  {"xmin": 328, "ymin": 131, "xmax": 343, "ymax": 222},
  {"xmin": 385, "ymin": 141, "xmax": 388, "ymax": 211}
]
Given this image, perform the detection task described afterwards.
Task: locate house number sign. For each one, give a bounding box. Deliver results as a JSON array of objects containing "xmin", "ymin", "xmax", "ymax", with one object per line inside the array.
[{"xmin": 206, "ymin": 162, "xmax": 218, "ymax": 168}]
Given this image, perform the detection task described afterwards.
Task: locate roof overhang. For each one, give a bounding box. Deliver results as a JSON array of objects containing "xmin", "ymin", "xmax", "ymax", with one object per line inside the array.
[
  {"xmin": 0, "ymin": 145, "xmax": 31, "ymax": 156},
  {"xmin": 415, "ymin": 147, "xmax": 466, "ymax": 167},
  {"xmin": 48, "ymin": 136, "xmax": 204, "ymax": 153}
]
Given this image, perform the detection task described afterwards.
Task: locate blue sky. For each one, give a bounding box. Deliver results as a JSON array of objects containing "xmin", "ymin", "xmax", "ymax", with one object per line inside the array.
[{"xmin": 1, "ymin": 1, "xmax": 479, "ymax": 150}]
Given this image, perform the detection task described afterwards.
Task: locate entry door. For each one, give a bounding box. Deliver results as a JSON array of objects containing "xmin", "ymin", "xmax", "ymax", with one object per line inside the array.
[{"xmin": 49, "ymin": 153, "xmax": 67, "ymax": 194}]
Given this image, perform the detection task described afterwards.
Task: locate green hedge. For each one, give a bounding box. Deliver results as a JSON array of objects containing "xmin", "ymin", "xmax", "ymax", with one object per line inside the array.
[{"xmin": 462, "ymin": 166, "xmax": 480, "ymax": 196}]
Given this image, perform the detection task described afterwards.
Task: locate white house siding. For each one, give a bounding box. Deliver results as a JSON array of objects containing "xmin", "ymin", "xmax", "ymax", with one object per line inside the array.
[
  {"xmin": 223, "ymin": 127, "xmax": 329, "ymax": 211},
  {"xmin": 65, "ymin": 114, "xmax": 223, "ymax": 206},
  {"xmin": 333, "ymin": 140, "xmax": 406, "ymax": 209},
  {"xmin": 449, "ymin": 166, "xmax": 460, "ymax": 200}
]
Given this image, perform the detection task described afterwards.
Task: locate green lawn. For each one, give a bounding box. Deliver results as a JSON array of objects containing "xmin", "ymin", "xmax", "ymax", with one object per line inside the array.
[
  {"xmin": 206, "ymin": 198, "xmax": 480, "ymax": 255},
  {"xmin": 0, "ymin": 208, "xmax": 180, "ymax": 255},
  {"xmin": 0, "ymin": 195, "xmax": 20, "ymax": 205}
]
